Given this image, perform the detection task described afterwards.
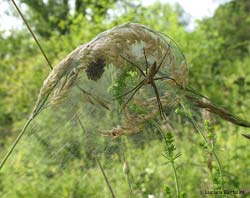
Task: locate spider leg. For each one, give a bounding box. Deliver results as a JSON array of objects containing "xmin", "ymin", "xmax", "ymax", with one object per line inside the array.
[
  {"xmin": 143, "ymin": 48, "xmax": 149, "ymax": 75},
  {"xmin": 154, "ymin": 76, "xmax": 183, "ymax": 89},
  {"xmin": 120, "ymin": 55, "xmax": 146, "ymax": 77},
  {"xmin": 155, "ymin": 76, "xmax": 209, "ymax": 100},
  {"xmin": 120, "ymin": 82, "xmax": 144, "ymax": 112},
  {"xmin": 156, "ymin": 45, "xmax": 171, "ymax": 73},
  {"xmin": 112, "ymin": 80, "xmax": 145, "ymax": 100},
  {"xmin": 151, "ymin": 81, "xmax": 166, "ymax": 120}
]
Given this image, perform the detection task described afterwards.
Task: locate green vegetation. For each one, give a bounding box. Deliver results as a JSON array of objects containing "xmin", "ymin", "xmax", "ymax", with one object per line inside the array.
[{"xmin": 0, "ymin": 0, "xmax": 250, "ymax": 197}]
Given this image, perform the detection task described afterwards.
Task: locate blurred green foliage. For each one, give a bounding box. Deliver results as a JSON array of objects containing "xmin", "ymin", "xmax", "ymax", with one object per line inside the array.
[{"xmin": 0, "ymin": 0, "xmax": 250, "ymax": 197}]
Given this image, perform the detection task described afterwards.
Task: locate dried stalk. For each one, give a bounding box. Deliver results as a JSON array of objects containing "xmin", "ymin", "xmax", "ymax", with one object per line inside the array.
[{"xmin": 1, "ymin": 22, "xmax": 186, "ymax": 169}]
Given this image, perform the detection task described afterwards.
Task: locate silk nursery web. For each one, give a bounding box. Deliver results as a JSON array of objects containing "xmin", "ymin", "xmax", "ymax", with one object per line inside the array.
[{"xmin": 1, "ymin": 22, "xmax": 189, "ymax": 197}]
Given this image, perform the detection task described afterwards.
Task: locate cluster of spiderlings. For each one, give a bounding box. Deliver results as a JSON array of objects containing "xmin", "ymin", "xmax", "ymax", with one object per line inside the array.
[{"xmin": 85, "ymin": 58, "xmax": 106, "ymax": 81}]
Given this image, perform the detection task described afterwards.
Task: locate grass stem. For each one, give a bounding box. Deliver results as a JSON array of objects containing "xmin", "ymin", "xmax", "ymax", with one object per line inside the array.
[
  {"xmin": 11, "ymin": 0, "xmax": 53, "ymax": 70},
  {"xmin": 181, "ymin": 103, "xmax": 224, "ymax": 197},
  {"xmin": 96, "ymin": 157, "xmax": 116, "ymax": 198},
  {"xmin": 171, "ymin": 162, "xmax": 180, "ymax": 197},
  {"xmin": 126, "ymin": 173, "xmax": 134, "ymax": 198},
  {"xmin": 0, "ymin": 0, "xmax": 54, "ymax": 171},
  {"xmin": 0, "ymin": 118, "xmax": 33, "ymax": 170}
]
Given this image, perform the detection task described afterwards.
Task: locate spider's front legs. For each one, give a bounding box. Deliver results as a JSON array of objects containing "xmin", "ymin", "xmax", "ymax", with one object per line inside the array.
[
  {"xmin": 120, "ymin": 55, "xmax": 146, "ymax": 77},
  {"xmin": 154, "ymin": 76, "xmax": 183, "ymax": 89},
  {"xmin": 156, "ymin": 46, "xmax": 171, "ymax": 73},
  {"xmin": 114, "ymin": 79, "xmax": 145, "ymax": 100},
  {"xmin": 120, "ymin": 80, "xmax": 145, "ymax": 111}
]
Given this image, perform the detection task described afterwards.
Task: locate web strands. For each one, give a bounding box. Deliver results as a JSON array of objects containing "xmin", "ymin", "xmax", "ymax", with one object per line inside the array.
[
  {"xmin": 36, "ymin": 23, "xmax": 187, "ymax": 111},
  {"xmin": 1, "ymin": 23, "xmax": 188, "ymax": 196},
  {"xmin": 36, "ymin": 23, "xmax": 187, "ymax": 136}
]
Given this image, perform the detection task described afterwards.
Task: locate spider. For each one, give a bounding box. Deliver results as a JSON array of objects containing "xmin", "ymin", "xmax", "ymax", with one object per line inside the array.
[{"xmin": 114, "ymin": 47, "xmax": 175, "ymax": 120}]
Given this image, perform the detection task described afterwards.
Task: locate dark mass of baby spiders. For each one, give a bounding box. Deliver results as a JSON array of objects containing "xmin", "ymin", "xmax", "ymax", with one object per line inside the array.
[{"xmin": 115, "ymin": 46, "xmax": 177, "ymax": 120}]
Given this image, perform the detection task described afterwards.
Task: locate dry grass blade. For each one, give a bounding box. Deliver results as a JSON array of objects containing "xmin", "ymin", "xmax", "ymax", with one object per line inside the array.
[
  {"xmin": 77, "ymin": 84, "xmax": 110, "ymax": 110},
  {"xmin": 242, "ymin": 134, "xmax": 250, "ymax": 140},
  {"xmin": 186, "ymin": 95, "xmax": 250, "ymax": 128},
  {"xmin": 96, "ymin": 157, "xmax": 116, "ymax": 198}
]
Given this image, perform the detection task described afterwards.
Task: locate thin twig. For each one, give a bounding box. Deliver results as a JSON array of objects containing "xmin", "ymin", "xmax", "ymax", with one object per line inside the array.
[
  {"xmin": 126, "ymin": 172, "xmax": 134, "ymax": 198},
  {"xmin": 11, "ymin": 0, "xmax": 53, "ymax": 70},
  {"xmin": 76, "ymin": 114, "xmax": 88, "ymax": 134},
  {"xmin": 96, "ymin": 157, "xmax": 116, "ymax": 198}
]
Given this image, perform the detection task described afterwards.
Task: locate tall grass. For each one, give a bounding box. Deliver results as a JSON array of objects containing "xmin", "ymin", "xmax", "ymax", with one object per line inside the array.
[{"xmin": 180, "ymin": 103, "xmax": 225, "ymax": 197}]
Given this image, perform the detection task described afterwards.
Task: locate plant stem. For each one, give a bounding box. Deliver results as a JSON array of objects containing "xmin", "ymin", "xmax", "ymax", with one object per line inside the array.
[
  {"xmin": 171, "ymin": 161, "xmax": 180, "ymax": 198},
  {"xmin": 0, "ymin": 0, "xmax": 54, "ymax": 171},
  {"xmin": 120, "ymin": 138, "xmax": 135, "ymax": 198},
  {"xmin": 213, "ymin": 152, "xmax": 224, "ymax": 196},
  {"xmin": 181, "ymin": 103, "xmax": 224, "ymax": 197},
  {"xmin": 11, "ymin": 0, "xmax": 53, "ymax": 70},
  {"xmin": 96, "ymin": 157, "xmax": 116, "ymax": 198},
  {"xmin": 151, "ymin": 120, "xmax": 180, "ymax": 197},
  {"xmin": 0, "ymin": 117, "xmax": 33, "ymax": 170},
  {"xmin": 126, "ymin": 173, "xmax": 134, "ymax": 198}
]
